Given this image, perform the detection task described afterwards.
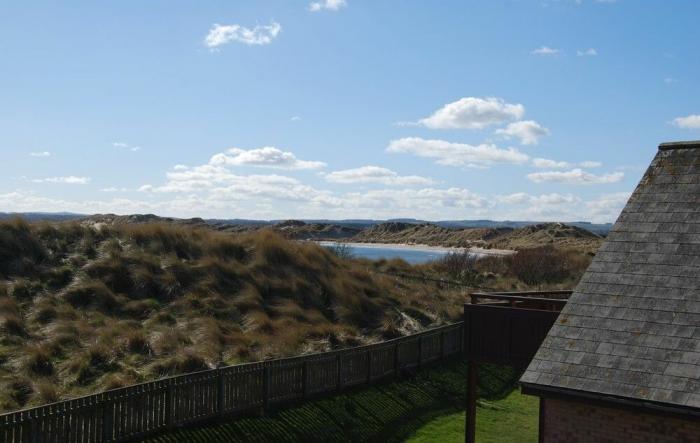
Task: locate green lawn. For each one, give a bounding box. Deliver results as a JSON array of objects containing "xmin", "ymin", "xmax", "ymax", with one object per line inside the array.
[
  {"xmin": 406, "ymin": 389, "xmax": 538, "ymax": 443},
  {"xmin": 148, "ymin": 359, "xmax": 538, "ymax": 443}
]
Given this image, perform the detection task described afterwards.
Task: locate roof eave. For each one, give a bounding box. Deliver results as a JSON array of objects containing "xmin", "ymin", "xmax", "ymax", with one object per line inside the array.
[{"xmin": 521, "ymin": 382, "xmax": 700, "ymax": 420}]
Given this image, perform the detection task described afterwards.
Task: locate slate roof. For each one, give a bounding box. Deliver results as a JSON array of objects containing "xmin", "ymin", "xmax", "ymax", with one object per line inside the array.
[{"xmin": 520, "ymin": 141, "xmax": 700, "ymax": 412}]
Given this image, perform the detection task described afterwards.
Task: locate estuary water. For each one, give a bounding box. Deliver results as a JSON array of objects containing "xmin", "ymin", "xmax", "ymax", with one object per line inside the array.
[{"xmin": 318, "ymin": 241, "xmax": 465, "ymax": 264}]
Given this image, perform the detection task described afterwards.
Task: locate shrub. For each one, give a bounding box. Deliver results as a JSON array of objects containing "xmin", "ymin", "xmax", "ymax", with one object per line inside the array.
[
  {"xmin": 34, "ymin": 380, "xmax": 60, "ymax": 404},
  {"xmin": 326, "ymin": 243, "xmax": 354, "ymax": 260},
  {"xmin": 434, "ymin": 251, "xmax": 481, "ymax": 285},
  {"xmin": 24, "ymin": 345, "xmax": 54, "ymax": 376},
  {"xmin": 1, "ymin": 313, "xmax": 26, "ymax": 336},
  {"xmin": 0, "ymin": 218, "xmax": 47, "ymax": 276},
  {"xmin": 64, "ymin": 280, "xmax": 120, "ymax": 313},
  {"xmin": 506, "ymin": 246, "xmax": 570, "ymax": 286}
]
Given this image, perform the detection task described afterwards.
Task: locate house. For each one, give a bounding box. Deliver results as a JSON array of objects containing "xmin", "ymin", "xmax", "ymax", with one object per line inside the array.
[{"xmin": 520, "ymin": 141, "xmax": 700, "ymax": 441}]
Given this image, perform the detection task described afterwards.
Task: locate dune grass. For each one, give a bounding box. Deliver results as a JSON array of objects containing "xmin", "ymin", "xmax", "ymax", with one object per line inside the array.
[
  {"xmin": 0, "ymin": 219, "xmax": 470, "ymax": 412},
  {"xmin": 147, "ymin": 359, "xmax": 537, "ymax": 443}
]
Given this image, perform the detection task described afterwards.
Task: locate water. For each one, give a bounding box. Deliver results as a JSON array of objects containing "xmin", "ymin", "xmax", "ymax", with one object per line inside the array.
[{"xmin": 319, "ymin": 241, "xmax": 461, "ymax": 264}]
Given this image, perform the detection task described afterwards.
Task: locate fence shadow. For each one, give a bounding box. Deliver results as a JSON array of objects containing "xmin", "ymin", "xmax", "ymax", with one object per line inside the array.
[{"xmin": 149, "ymin": 360, "xmax": 522, "ymax": 443}]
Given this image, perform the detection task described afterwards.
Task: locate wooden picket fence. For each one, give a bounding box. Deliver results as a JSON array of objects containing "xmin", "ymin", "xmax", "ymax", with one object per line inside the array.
[{"xmin": 0, "ymin": 322, "xmax": 464, "ymax": 443}]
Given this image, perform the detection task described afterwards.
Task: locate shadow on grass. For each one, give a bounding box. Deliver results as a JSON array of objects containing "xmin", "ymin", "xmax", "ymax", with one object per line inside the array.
[{"xmin": 147, "ymin": 359, "xmax": 521, "ymax": 443}]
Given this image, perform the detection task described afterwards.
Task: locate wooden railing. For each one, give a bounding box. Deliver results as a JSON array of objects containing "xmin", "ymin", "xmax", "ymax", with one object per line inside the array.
[{"xmin": 0, "ymin": 322, "xmax": 464, "ymax": 443}]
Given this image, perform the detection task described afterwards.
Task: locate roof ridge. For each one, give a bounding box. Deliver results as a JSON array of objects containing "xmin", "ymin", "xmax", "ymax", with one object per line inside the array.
[{"xmin": 658, "ymin": 140, "xmax": 700, "ymax": 150}]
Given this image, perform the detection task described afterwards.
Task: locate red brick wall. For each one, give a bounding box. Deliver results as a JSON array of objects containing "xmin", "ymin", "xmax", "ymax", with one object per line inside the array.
[{"xmin": 541, "ymin": 397, "xmax": 700, "ymax": 443}]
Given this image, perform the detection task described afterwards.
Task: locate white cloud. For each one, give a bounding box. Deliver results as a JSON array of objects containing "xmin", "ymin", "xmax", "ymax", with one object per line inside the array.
[
  {"xmin": 32, "ymin": 176, "xmax": 91, "ymax": 185},
  {"xmin": 209, "ymin": 147, "xmax": 326, "ymax": 170},
  {"xmin": 531, "ymin": 158, "xmax": 602, "ymax": 169},
  {"xmin": 527, "ymin": 168, "xmax": 623, "ymax": 185},
  {"xmin": 579, "ymin": 161, "xmax": 602, "ymax": 168},
  {"xmin": 100, "ymin": 187, "xmax": 129, "ymax": 192},
  {"xmin": 576, "ymin": 48, "xmax": 597, "ymax": 56},
  {"xmin": 531, "ymin": 158, "xmax": 572, "ymax": 169},
  {"xmin": 29, "ymin": 151, "xmax": 51, "ymax": 157},
  {"xmin": 584, "ymin": 192, "xmax": 630, "ymax": 221},
  {"xmin": 204, "ymin": 22, "xmax": 281, "ymax": 48},
  {"xmin": 309, "ymin": 0, "xmax": 347, "ymax": 12},
  {"xmin": 417, "ymin": 97, "xmax": 524, "ymax": 130},
  {"xmin": 664, "ymin": 77, "xmax": 678, "ymax": 84},
  {"xmin": 531, "ymin": 46, "xmax": 560, "ymax": 56},
  {"xmin": 671, "ymin": 114, "xmax": 700, "ymax": 129},
  {"xmin": 290, "ymin": 116, "xmax": 302, "ymax": 122},
  {"xmin": 495, "ymin": 120, "xmax": 550, "ymax": 145},
  {"xmin": 387, "ymin": 137, "xmax": 529, "ymax": 168},
  {"xmin": 324, "ymin": 166, "xmax": 434, "ymax": 186},
  {"xmin": 113, "ymin": 142, "xmax": 140, "ymax": 152}
]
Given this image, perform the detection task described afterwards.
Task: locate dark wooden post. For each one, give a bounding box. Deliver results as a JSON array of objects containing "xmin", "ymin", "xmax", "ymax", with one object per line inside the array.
[
  {"xmin": 263, "ymin": 366, "xmax": 270, "ymax": 412},
  {"xmin": 440, "ymin": 329, "xmax": 445, "ymax": 360},
  {"xmin": 217, "ymin": 364, "xmax": 225, "ymax": 417},
  {"xmin": 465, "ymin": 361, "xmax": 478, "ymax": 443},
  {"xmin": 366, "ymin": 349, "xmax": 372, "ymax": 384},
  {"xmin": 394, "ymin": 342, "xmax": 400, "ymax": 377},
  {"xmin": 336, "ymin": 354, "xmax": 343, "ymax": 391},
  {"xmin": 166, "ymin": 381, "xmax": 174, "ymax": 431},
  {"xmin": 417, "ymin": 336, "xmax": 423, "ymax": 369},
  {"xmin": 102, "ymin": 396, "xmax": 113, "ymax": 442},
  {"xmin": 29, "ymin": 410, "xmax": 38, "ymax": 443},
  {"xmin": 302, "ymin": 361, "xmax": 309, "ymax": 399}
]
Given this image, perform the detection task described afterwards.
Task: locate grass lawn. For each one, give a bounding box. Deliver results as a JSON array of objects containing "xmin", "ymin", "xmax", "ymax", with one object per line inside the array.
[
  {"xmin": 147, "ymin": 359, "xmax": 537, "ymax": 442},
  {"xmin": 406, "ymin": 389, "xmax": 539, "ymax": 443}
]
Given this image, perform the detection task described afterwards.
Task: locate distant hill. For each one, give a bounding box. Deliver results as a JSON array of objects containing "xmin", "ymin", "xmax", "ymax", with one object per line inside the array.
[
  {"xmin": 352, "ymin": 222, "xmax": 509, "ymax": 248},
  {"xmin": 1, "ymin": 212, "xmax": 613, "ymax": 235},
  {"xmin": 486, "ymin": 222, "xmax": 604, "ymax": 254}
]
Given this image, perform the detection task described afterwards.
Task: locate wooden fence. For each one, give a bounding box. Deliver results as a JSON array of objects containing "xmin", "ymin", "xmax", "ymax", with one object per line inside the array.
[{"xmin": 0, "ymin": 322, "xmax": 463, "ymax": 443}]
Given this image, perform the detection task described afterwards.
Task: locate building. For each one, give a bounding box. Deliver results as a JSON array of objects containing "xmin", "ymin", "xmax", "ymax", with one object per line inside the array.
[
  {"xmin": 520, "ymin": 141, "xmax": 700, "ymax": 441},
  {"xmin": 463, "ymin": 141, "xmax": 700, "ymax": 442}
]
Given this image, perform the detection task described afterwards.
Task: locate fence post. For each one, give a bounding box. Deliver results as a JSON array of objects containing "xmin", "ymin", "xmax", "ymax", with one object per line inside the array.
[
  {"xmin": 366, "ymin": 349, "xmax": 372, "ymax": 384},
  {"xmin": 336, "ymin": 354, "xmax": 343, "ymax": 391},
  {"xmin": 440, "ymin": 329, "xmax": 445, "ymax": 360},
  {"xmin": 394, "ymin": 342, "xmax": 400, "ymax": 378},
  {"xmin": 263, "ymin": 365, "xmax": 270, "ymax": 412},
  {"xmin": 417, "ymin": 335, "xmax": 423, "ymax": 369},
  {"xmin": 29, "ymin": 410, "xmax": 38, "ymax": 443},
  {"xmin": 302, "ymin": 361, "xmax": 309, "ymax": 399},
  {"xmin": 102, "ymin": 395, "xmax": 113, "ymax": 442},
  {"xmin": 166, "ymin": 380, "xmax": 175, "ymax": 431},
  {"xmin": 217, "ymin": 364, "xmax": 225, "ymax": 418}
]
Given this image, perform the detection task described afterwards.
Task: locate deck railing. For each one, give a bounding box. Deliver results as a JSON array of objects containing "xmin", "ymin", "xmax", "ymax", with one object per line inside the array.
[{"xmin": 0, "ymin": 322, "xmax": 464, "ymax": 443}]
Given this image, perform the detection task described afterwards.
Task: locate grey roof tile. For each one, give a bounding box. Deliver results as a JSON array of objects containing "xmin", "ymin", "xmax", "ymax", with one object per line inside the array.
[{"xmin": 521, "ymin": 143, "xmax": 700, "ymax": 411}]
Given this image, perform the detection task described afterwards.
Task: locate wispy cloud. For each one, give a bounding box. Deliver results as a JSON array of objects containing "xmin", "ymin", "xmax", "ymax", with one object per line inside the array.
[
  {"xmin": 526, "ymin": 168, "xmax": 623, "ymax": 185},
  {"xmin": 531, "ymin": 46, "xmax": 561, "ymax": 56},
  {"xmin": 495, "ymin": 120, "xmax": 549, "ymax": 145},
  {"xmin": 29, "ymin": 151, "xmax": 51, "ymax": 157},
  {"xmin": 415, "ymin": 97, "xmax": 524, "ymax": 130},
  {"xmin": 387, "ymin": 137, "xmax": 529, "ymax": 169},
  {"xmin": 113, "ymin": 142, "xmax": 140, "ymax": 152},
  {"xmin": 671, "ymin": 114, "xmax": 700, "ymax": 129},
  {"xmin": 309, "ymin": 0, "xmax": 347, "ymax": 12},
  {"xmin": 204, "ymin": 22, "xmax": 281, "ymax": 48},
  {"xmin": 532, "ymin": 158, "xmax": 602, "ymax": 169},
  {"xmin": 32, "ymin": 176, "xmax": 91, "ymax": 185},
  {"xmin": 664, "ymin": 77, "xmax": 678, "ymax": 84},
  {"xmin": 290, "ymin": 116, "xmax": 302, "ymax": 122},
  {"xmin": 576, "ymin": 48, "xmax": 597, "ymax": 56},
  {"xmin": 209, "ymin": 146, "xmax": 326, "ymax": 170},
  {"xmin": 324, "ymin": 166, "xmax": 434, "ymax": 186}
]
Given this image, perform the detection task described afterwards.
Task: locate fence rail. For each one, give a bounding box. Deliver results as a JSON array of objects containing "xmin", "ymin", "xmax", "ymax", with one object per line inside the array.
[{"xmin": 0, "ymin": 322, "xmax": 463, "ymax": 443}]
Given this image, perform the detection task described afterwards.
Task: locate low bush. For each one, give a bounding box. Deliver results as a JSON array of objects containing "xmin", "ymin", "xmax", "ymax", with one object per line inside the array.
[{"xmin": 505, "ymin": 246, "xmax": 570, "ymax": 286}]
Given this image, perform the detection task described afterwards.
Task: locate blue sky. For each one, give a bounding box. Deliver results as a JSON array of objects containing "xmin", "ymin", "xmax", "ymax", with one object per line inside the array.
[{"xmin": 2, "ymin": 0, "xmax": 699, "ymax": 222}]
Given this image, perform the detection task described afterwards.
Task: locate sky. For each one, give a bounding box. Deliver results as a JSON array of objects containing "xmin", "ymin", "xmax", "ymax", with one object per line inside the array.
[{"xmin": 1, "ymin": 0, "xmax": 700, "ymax": 223}]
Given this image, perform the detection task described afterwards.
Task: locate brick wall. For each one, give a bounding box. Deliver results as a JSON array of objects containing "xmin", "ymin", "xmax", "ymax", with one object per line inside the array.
[{"xmin": 542, "ymin": 397, "xmax": 700, "ymax": 443}]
